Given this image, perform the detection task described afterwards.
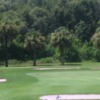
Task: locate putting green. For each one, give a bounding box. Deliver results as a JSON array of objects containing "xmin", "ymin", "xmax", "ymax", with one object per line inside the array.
[
  {"xmin": 27, "ymin": 70, "xmax": 100, "ymax": 86},
  {"xmin": 26, "ymin": 70, "xmax": 100, "ymax": 96}
]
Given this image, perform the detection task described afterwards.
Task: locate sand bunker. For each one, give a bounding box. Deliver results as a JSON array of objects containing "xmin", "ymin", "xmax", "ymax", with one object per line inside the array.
[
  {"xmin": 0, "ymin": 79, "xmax": 7, "ymax": 83},
  {"xmin": 40, "ymin": 94, "xmax": 100, "ymax": 100}
]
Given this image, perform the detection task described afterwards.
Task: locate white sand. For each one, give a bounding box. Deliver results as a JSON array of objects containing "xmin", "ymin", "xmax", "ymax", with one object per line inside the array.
[
  {"xmin": 40, "ymin": 94, "xmax": 100, "ymax": 100},
  {"xmin": 0, "ymin": 79, "xmax": 7, "ymax": 83}
]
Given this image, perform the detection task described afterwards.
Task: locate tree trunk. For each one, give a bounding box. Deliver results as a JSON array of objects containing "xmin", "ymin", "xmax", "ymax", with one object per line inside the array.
[
  {"xmin": 5, "ymin": 36, "xmax": 8, "ymax": 67},
  {"xmin": 61, "ymin": 56, "xmax": 64, "ymax": 65},
  {"xmin": 33, "ymin": 50, "xmax": 36, "ymax": 66},
  {"xmin": 60, "ymin": 48, "xmax": 64, "ymax": 65}
]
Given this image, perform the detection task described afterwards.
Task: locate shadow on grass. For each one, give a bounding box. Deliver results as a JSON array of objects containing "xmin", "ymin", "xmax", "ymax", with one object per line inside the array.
[
  {"xmin": 36, "ymin": 63, "xmax": 82, "ymax": 67},
  {"xmin": 36, "ymin": 64, "xmax": 53, "ymax": 66},
  {"xmin": 61, "ymin": 63, "xmax": 82, "ymax": 66}
]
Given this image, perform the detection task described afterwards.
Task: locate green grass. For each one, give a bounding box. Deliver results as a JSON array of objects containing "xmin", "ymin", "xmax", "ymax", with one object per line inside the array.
[{"xmin": 0, "ymin": 62, "xmax": 100, "ymax": 100}]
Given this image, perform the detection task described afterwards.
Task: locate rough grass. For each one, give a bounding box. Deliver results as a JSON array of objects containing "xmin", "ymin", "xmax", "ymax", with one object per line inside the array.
[{"xmin": 0, "ymin": 62, "xmax": 100, "ymax": 100}]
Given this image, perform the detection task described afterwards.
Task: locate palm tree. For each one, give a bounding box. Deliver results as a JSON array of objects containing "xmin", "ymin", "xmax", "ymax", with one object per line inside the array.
[
  {"xmin": 51, "ymin": 27, "xmax": 71, "ymax": 65},
  {"xmin": 91, "ymin": 33, "xmax": 100, "ymax": 49},
  {"xmin": 24, "ymin": 31, "xmax": 45, "ymax": 66},
  {"xmin": 0, "ymin": 21, "xmax": 18, "ymax": 67}
]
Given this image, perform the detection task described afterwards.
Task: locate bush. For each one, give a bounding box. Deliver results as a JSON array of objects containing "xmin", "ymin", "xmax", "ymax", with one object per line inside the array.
[
  {"xmin": 65, "ymin": 47, "xmax": 81, "ymax": 62},
  {"xmin": 37, "ymin": 44, "xmax": 54, "ymax": 59},
  {"xmin": 0, "ymin": 46, "xmax": 5, "ymax": 60},
  {"xmin": 93, "ymin": 49, "xmax": 100, "ymax": 62},
  {"xmin": 79, "ymin": 43, "xmax": 95, "ymax": 60},
  {"xmin": 38, "ymin": 57, "xmax": 55, "ymax": 63},
  {"xmin": 9, "ymin": 44, "xmax": 27, "ymax": 60}
]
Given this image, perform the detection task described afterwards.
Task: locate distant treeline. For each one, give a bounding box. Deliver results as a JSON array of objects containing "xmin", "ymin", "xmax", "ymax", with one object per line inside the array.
[{"xmin": 0, "ymin": 0, "xmax": 100, "ymax": 65}]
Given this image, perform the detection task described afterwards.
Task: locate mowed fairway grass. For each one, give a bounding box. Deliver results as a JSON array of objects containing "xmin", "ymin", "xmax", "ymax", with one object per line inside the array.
[{"xmin": 0, "ymin": 62, "xmax": 100, "ymax": 100}]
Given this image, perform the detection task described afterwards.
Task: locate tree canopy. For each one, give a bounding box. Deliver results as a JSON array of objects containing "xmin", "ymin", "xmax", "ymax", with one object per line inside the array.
[{"xmin": 0, "ymin": 0, "xmax": 100, "ymax": 66}]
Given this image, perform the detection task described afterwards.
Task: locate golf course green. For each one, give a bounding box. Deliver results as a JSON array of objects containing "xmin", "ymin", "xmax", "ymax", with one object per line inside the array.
[{"xmin": 0, "ymin": 62, "xmax": 100, "ymax": 100}]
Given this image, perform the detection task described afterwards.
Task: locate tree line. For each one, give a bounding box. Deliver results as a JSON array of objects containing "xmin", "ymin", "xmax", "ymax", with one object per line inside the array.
[{"xmin": 0, "ymin": 0, "xmax": 100, "ymax": 67}]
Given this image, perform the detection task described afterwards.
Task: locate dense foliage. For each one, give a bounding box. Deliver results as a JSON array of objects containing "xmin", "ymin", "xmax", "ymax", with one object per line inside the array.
[{"xmin": 0, "ymin": 0, "xmax": 100, "ymax": 66}]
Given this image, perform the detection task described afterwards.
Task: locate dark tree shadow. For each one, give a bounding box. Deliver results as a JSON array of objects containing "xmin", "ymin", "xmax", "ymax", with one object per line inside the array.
[
  {"xmin": 60, "ymin": 63, "xmax": 82, "ymax": 66},
  {"xmin": 36, "ymin": 64, "xmax": 53, "ymax": 66}
]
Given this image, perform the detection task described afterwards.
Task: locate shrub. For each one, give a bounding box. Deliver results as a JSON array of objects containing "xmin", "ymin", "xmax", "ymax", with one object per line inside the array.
[
  {"xmin": 93, "ymin": 49, "xmax": 100, "ymax": 62},
  {"xmin": 0, "ymin": 46, "xmax": 5, "ymax": 60},
  {"xmin": 79, "ymin": 43, "xmax": 95, "ymax": 60},
  {"xmin": 65, "ymin": 47, "xmax": 81, "ymax": 62},
  {"xmin": 38, "ymin": 57, "xmax": 55, "ymax": 63}
]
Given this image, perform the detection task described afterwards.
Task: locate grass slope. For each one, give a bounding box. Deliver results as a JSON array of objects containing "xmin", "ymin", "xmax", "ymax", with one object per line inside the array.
[{"xmin": 0, "ymin": 62, "xmax": 100, "ymax": 100}]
